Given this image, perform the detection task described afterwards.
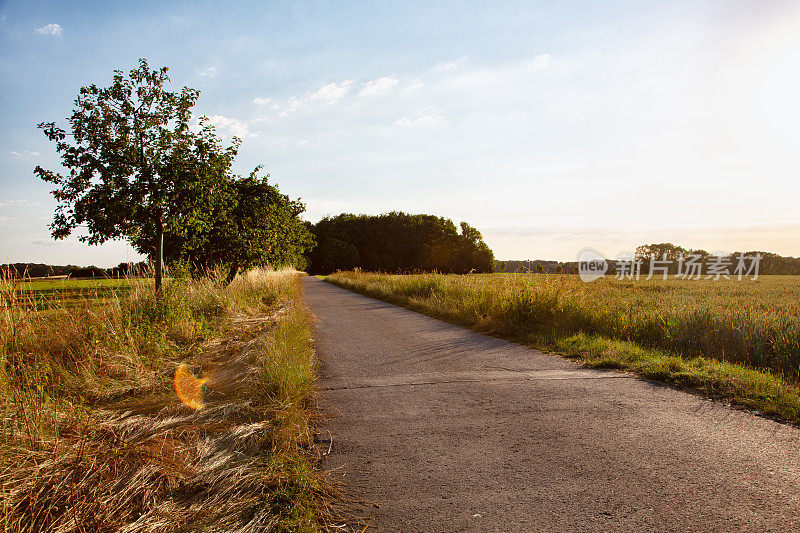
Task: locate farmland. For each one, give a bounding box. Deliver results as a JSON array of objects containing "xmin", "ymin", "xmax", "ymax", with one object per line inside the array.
[
  {"xmin": 11, "ymin": 277, "xmax": 132, "ymax": 309},
  {"xmin": 326, "ymin": 272, "xmax": 800, "ymax": 423}
]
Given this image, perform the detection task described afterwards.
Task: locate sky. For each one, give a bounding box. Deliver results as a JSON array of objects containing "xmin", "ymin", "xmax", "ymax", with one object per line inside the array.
[{"xmin": 1, "ymin": 0, "xmax": 799, "ymax": 266}]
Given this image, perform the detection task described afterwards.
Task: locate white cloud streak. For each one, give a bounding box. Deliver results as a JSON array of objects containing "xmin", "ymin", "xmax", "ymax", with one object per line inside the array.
[
  {"xmin": 358, "ymin": 76, "xmax": 399, "ymax": 97},
  {"xmin": 0, "ymin": 199, "xmax": 38, "ymax": 207},
  {"xmin": 205, "ymin": 115, "xmax": 253, "ymax": 139},
  {"xmin": 253, "ymin": 96, "xmax": 279, "ymax": 109},
  {"xmin": 308, "ymin": 80, "xmax": 353, "ymax": 103},
  {"xmin": 198, "ymin": 66, "xmax": 216, "ymax": 77},
  {"xmin": 35, "ymin": 23, "xmax": 62, "ymax": 36}
]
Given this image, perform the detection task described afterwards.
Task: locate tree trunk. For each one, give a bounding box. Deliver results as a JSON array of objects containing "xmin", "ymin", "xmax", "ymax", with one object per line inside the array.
[
  {"xmin": 155, "ymin": 215, "xmax": 164, "ymax": 297},
  {"xmin": 226, "ymin": 263, "xmax": 239, "ymax": 285}
]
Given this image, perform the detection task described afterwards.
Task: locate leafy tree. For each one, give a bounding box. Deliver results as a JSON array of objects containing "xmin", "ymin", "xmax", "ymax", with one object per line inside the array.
[
  {"xmin": 555, "ymin": 264, "xmax": 564, "ymax": 274},
  {"xmin": 35, "ymin": 59, "xmax": 237, "ymax": 295},
  {"xmin": 162, "ymin": 168, "xmax": 315, "ymax": 282},
  {"xmin": 536, "ymin": 263, "xmax": 544, "ymax": 273}
]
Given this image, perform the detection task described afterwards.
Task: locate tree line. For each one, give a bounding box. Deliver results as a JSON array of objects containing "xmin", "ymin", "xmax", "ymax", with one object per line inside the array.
[
  {"xmin": 35, "ymin": 59, "xmax": 313, "ymax": 294},
  {"xmin": 496, "ymin": 243, "xmax": 800, "ymax": 275},
  {"xmin": 307, "ymin": 212, "xmax": 495, "ymax": 274}
]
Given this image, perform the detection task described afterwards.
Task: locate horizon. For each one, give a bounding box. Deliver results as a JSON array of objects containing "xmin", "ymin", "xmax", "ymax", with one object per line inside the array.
[{"xmin": 2, "ymin": 1, "xmax": 800, "ymax": 267}]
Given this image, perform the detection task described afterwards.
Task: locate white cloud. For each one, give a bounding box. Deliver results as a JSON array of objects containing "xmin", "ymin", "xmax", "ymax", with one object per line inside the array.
[
  {"xmin": 358, "ymin": 76, "xmax": 399, "ymax": 97},
  {"xmin": 403, "ymin": 80, "xmax": 425, "ymax": 94},
  {"xmin": 271, "ymin": 80, "xmax": 354, "ymax": 117},
  {"xmin": 436, "ymin": 56, "xmax": 469, "ymax": 72},
  {"xmin": 395, "ymin": 113, "xmax": 444, "ymax": 127},
  {"xmin": 0, "ymin": 216, "xmax": 18, "ymax": 226},
  {"xmin": 278, "ymin": 97, "xmax": 301, "ymax": 117},
  {"xmin": 526, "ymin": 53, "xmax": 552, "ymax": 71},
  {"xmin": 0, "ymin": 199, "xmax": 41, "ymax": 209},
  {"xmin": 198, "ymin": 66, "xmax": 216, "ymax": 77},
  {"xmin": 308, "ymin": 80, "xmax": 353, "ymax": 103},
  {"xmin": 30, "ymin": 238, "xmax": 56, "ymax": 246},
  {"xmin": 253, "ymin": 96, "xmax": 279, "ymax": 109},
  {"xmin": 35, "ymin": 23, "xmax": 62, "ymax": 36},
  {"xmin": 10, "ymin": 150, "xmax": 41, "ymax": 157},
  {"xmin": 205, "ymin": 115, "xmax": 252, "ymax": 139}
]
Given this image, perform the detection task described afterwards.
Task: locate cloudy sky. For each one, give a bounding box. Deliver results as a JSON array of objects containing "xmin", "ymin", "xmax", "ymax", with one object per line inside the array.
[{"xmin": 1, "ymin": 0, "xmax": 799, "ymax": 266}]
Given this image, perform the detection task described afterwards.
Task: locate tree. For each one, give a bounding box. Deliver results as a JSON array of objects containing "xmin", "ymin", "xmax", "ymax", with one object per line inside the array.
[
  {"xmin": 164, "ymin": 167, "xmax": 315, "ymax": 282},
  {"xmin": 35, "ymin": 59, "xmax": 237, "ymax": 295}
]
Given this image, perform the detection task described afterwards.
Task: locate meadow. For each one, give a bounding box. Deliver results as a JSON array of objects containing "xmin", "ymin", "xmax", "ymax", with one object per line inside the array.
[
  {"xmin": 1, "ymin": 269, "xmax": 331, "ymax": 531},
  {"xmin": 326, "ymin": 272, "xmax": 800, "ymax": 424},
  {"xmin": 12, "ymin": 277, "xmax": 132, "ymax": 309}
]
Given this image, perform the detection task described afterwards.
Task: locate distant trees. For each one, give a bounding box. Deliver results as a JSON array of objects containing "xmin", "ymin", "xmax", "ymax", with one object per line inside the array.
[
  {"xmin": 308, "ymin": 212, "xmax": 494, "ymax": 274},
  {"xmin": 634, "ymin": 244, "xmax": 800, "ymax": 275},
  {"xmin": 1, "ymin": 262, "xmax": 149, "ymax": 279},
  {"xmin": 35, "ymin": 59, "xmax": 313, "ymax": 291}
]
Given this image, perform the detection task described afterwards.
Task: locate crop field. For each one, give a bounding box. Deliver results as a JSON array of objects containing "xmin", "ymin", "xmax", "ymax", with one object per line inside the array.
[
  {"xmin": 10, "ymin": 277, "xmax": 133, "ymax": 309},
  {"xmin": 327, "ymin": 272, "xmax": 800, "ymax": 423}
]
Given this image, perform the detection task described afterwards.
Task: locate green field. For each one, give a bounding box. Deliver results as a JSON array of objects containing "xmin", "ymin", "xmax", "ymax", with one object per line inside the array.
[
  {"xmin": 11, "ymin": 277, "xmax": 133, "ymax": 309},
  {"xmin": 326, "ymin": 272, "xmax": 800, "ymax": 423}
]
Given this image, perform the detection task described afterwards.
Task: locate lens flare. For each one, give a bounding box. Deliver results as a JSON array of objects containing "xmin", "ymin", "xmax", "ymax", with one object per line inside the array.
[{"xmin": 174, "ymin": 363, "xmax": 207, "ymax": 410}]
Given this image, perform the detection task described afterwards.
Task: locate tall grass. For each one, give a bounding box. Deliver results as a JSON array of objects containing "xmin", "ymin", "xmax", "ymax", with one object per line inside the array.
[
  {"xmin": 1, "ymin": 267, "xmax": 331, "ymax": 532},
  {"xmin": 327, "ymin": 272, "xmax": 800, "ymax": 423}
]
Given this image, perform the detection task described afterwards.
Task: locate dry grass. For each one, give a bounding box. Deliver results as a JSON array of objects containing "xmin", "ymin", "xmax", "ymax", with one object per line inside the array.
[
  {"xmin": 326, "ymin": 271, "xmax": 800, "ymax": 424},
  {"xmin": 1, "ymin": 268, "xmax": 332, "ymax": 532}
]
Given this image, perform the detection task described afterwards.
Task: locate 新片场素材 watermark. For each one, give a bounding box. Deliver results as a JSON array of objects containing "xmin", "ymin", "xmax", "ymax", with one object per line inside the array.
[{"xmin": 577, "ymin": 250, "xmax": 761, "ymax": 282}]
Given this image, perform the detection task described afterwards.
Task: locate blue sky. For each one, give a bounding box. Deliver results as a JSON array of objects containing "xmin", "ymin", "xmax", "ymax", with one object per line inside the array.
[{"xmin": 2, "ymin": 0, "xmax": 799, "ymax": 266}]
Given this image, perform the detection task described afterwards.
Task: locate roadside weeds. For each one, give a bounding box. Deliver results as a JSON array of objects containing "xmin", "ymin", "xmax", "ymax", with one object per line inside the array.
[{"xmin": 1, "ymin": 269, "xmax": 336, "ymax": 532}]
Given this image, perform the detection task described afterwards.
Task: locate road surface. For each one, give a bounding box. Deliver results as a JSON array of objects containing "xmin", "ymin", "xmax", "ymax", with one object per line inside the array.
[{"xmin": 304, "ymin": 277, "xmax": 800, "ymax": 531}]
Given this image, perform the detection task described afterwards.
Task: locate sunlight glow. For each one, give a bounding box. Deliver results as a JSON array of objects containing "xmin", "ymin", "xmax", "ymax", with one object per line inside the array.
[{"xmin": 174, "ymin": 363, "xmax": 207, "ymax": 410}]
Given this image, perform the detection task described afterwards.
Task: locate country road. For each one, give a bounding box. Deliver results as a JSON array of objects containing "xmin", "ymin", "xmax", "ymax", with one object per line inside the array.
[{"xmin": 303, "ymin": 277, "xmax": 800, "ymax": 531}]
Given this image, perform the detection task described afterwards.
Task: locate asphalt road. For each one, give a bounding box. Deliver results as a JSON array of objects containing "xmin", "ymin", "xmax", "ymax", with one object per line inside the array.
[{"xmin": 304, "ymin": 277, "xmax": 800, "ymax": 532}]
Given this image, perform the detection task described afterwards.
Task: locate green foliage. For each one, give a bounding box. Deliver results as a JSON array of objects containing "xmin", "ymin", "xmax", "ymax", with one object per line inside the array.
[
  {"xmin": 318, "ymin": 237, "xmax": 359, "ymax": 273},
  {"xmin": 35, "ymin": 58, "xmax": 239, "ymax": 293},
  {"xmin": 308, "ymin": 212, "xmax": 494, "ymax": 274},
  {"xmin": 154, "ymin": 167, "xmax": 315, "ymax": 281},
  {"xmin": 35, "ymin": 59, "xmax": 313, "ymax": 288}
]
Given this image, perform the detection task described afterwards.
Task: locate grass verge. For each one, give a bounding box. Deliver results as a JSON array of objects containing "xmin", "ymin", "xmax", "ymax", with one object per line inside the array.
[
  {"xmin": 1, "ymin": 268, "xmax": 332, "ymax": 532},
  {"xmin": 325, "ymin": 271, "xmax": 800, "ymax": 425}
]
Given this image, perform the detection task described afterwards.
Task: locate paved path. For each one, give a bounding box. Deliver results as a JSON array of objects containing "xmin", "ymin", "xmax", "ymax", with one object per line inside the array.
[{"xmin": 304, "ymin": 277, "xmax": 800, "ymax": 531}]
